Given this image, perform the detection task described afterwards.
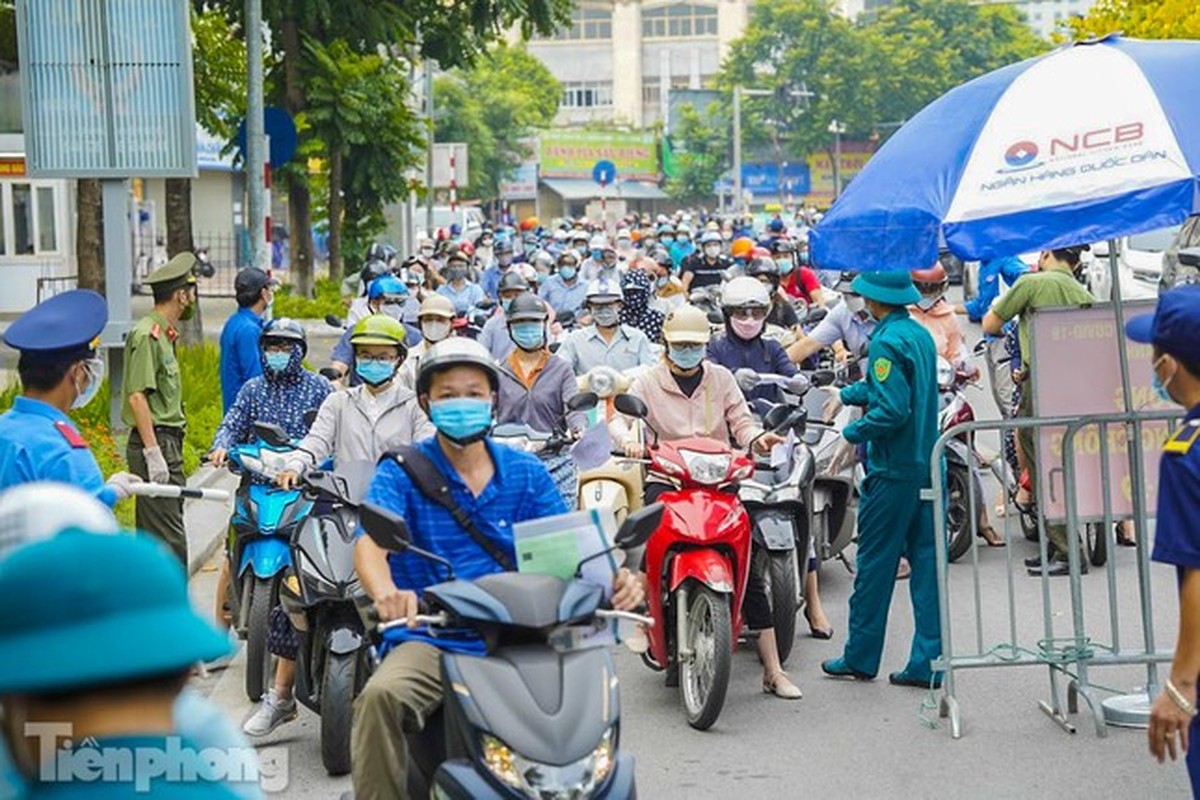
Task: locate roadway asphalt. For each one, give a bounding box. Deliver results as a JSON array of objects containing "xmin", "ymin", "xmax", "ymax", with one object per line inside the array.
[{"xmin": 184, "ymin": 287, "xmax": 1192, "ymax": 798}]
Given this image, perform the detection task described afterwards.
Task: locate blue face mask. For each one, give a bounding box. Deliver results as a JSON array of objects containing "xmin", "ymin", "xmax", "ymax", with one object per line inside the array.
[
  {"xmin": 355, "ymin": 358, "xmax": 396, "ymax": 386},
  {"xmin": 661, "ymin": 235, "xmax": 675, "ymax": 245},
  {"xmin": 591, "ymin": 248, "xmax": 603, "ymax": 261},
  {"xmin": 265, "ymin": 351, "xmax": 291, "ymax": 372},
  {"xmin": 429, "ymin": 397, "xmax": 494, "ymax": 445},
  {"xmin": 777, "ymin": 261, "xmax": 792, "ymax": 276},
  {"xmin": 510, "ymin": 322, "xmax": 545, "ymax": 351},
  {"xmin": 1152, "ymin": 357, "xmax": 1176, "ymax": 403},
  {"xmin": 559, "ymin": 266, "xmax": 577, "ymax": 281},
  {"xmin": 668, "ymin": 344, "xmax": 705, "ymax": 370},
  {"xmin": 501, "ymin": 297, "xmax": 514, "ymax": 313}
]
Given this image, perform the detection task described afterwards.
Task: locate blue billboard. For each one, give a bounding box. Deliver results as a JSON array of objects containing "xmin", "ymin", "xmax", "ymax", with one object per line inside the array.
[{"xmin": 715, "ymin": 162, "xmax": 811, "ymax": 197}]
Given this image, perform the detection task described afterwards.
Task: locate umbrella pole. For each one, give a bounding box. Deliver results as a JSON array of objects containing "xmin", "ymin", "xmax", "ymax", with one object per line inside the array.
[{"xmin": 1100, "ymin": 239, "xmax": 1159, "ymax": 730}]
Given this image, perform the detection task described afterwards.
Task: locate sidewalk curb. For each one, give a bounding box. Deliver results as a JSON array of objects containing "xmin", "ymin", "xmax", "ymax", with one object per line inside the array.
[{"xmin": 186, "ymin": 466, "xmax": 235, "ymax": 578}]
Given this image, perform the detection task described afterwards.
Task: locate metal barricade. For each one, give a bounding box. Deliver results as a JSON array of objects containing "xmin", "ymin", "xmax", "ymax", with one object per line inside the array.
[{"xmin": 928, "ymin": 409, "xmax": 1179, "ymax": 739}]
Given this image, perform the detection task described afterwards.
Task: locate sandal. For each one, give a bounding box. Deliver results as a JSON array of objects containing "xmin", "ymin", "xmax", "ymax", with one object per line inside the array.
[
  {"xmin": 763, "ymin": 670, "xmax": 803, "ymax": 699},
  {"xmin": 977, "ymin": 526, "xmax": 1006, "ymax": 547},
  {"xmin": 1115, "ymin": 523, "xmax": 1137, "ymax": 548}
]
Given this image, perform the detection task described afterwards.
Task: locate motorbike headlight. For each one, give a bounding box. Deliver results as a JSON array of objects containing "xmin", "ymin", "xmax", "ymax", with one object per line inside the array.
[
  {"xmin": 587, "ymin": 367, "xmax": 619, "ymax": 399},
  {"xmin": 481, "ymin": 728, "xmax": 615, "ymax": 799},
  {"xmin": 936, "ymin": 357, "xmax": 954, "ymax": 391},
  {"xmin": 678, "ymin": 450, "xmax": 731, "ymax": 486},
  {"xmin": 298, "ymin": 551, "xmax": 337, "ymax": 595}
]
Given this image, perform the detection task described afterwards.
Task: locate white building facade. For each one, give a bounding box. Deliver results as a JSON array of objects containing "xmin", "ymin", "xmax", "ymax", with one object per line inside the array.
[{"xmin": 524, "ymin": 1, "xmax": 752, "ymax": 129}]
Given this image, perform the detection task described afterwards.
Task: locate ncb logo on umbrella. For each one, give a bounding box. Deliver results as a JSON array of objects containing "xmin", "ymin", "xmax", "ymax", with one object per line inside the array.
[{"xmin": 1001, "ymin": 140, "xmax": 1041, "ymax": 172}]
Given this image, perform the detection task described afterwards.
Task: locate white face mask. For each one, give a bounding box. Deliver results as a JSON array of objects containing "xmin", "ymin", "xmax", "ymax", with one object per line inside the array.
[
  {"xmin": 844, "ymin": 295, "xmax": 866, "ymax": 315},
  {"xmin": 421, "ymin": 319, "xmax": 451, "ymax": 343},
  {"xmin": 71, "ymin": 357, "xmax": 105, "ymax": 409}
]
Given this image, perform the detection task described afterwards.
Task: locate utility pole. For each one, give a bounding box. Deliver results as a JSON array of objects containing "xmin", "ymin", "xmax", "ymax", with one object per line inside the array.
[
  {"xmin": 424, "ymin": 60, "xmax": 435, "ymax": 240},
  {"xmin": 246, "ymin": 0, "xmax": 267, "ymax": 270},
  {"xmin": 732, "ymin": 85, "xmax": 742, "ymax": 216},
  {"xmin": 828, "ymin": 119, "xmax": 847, "ymax": 201}
]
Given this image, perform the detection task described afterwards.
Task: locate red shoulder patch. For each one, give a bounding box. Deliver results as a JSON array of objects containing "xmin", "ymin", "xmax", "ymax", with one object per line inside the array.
[
  {"xmin": 54, "ymin": 420, "xmax": 88, "ymax": 449},
  {"xmin": 149, "ymin": 323, "xmax": 161, "ymax": 340},
  {"xmin": 166, "ymin": 327, "xmax": 178, "ymax": 343}
]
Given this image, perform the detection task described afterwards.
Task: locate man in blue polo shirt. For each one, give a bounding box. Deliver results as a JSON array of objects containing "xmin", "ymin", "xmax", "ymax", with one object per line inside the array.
[
  {"xmin": 350, "ymin": 338, "xmax": 644, "ymax": 799},
  {"xmin": 220, "ymin": 268, "xmax": 277, "ymax": 411},
  {"xmin": 1128, "ymin": 286, "xmax": 1200, "ymax": 793}
]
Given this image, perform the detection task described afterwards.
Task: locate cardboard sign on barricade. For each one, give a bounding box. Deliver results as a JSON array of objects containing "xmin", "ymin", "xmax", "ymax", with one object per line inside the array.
[{"xmin": 1029, "ymin": 301, "xmax": 1174, "ymax": 523}]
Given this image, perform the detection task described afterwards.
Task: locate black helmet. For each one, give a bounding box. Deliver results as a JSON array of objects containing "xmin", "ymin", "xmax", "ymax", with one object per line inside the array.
[
  {"xmin": 651, "ymin": 247, "xmax": 673, "ymax": 269},
  {"xmin": 359, "ymin": 259, "xmax": 390, "ymax": 295},
  {"xmin": 497, "ymin": 271, "xmax": 529, "ymax": 294},
  {"xmin": 506, "ymin": 293, "xmax": 548, "ymax": 323},
  {"xmin": 261, "ymin": 317, "xmax": 307, "ymax": 356},
  {"xmin": 769, "ymin": 239, "xmax": 794, "ymax": 255},
  {"xmin": 746, "ymin": 256, "xmax": 779, "ymax": 281}
]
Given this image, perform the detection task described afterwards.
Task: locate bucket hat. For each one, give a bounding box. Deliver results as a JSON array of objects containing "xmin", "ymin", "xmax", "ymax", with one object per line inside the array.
[{"xmin": 850, "ymin": 271, "xmax": 921, "ymax": 306}]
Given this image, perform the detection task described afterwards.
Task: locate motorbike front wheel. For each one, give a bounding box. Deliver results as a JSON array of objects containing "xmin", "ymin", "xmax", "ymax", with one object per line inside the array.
[
  {"xmin": 320, "ymin": 650, "xmax": 358, "ymax": 776},
  {"xmin": 679, "ymin": 586, "xmax": 732, "ymax": 731},
  {"xmin": 945, "ymin": 464, "xmax": 976, "ymax": 563},
  {"xmin": 244, "ymin": 575, "xmax": 276, "ymax": 702},
  {"xmin": 755, "ymin": 548, "xmax": 799, "ymax": 666}
]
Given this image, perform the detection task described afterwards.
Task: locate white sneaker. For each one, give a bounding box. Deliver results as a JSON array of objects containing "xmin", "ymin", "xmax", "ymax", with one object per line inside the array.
[{"xmin": 242, "ymin": 689, "xmax": 298, "ymax": 737}]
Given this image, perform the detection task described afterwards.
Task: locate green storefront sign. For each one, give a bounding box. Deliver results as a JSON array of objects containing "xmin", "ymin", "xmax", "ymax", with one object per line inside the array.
[{"xmin": 539, "ymin": 130, "xmax": 659, "ymax": 182}]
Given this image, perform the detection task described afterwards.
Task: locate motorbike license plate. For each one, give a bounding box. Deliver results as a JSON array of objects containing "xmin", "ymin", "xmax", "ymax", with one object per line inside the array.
[{"xmin": 753, "ymin": 509, "xmax": 798, "ymax": 551}]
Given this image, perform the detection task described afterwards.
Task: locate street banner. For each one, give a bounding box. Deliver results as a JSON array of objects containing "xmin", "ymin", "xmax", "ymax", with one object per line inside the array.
[
  {"xmin": 805, "ymin": 143, "xmax": 874, "ymax": 204},
  {"xmin": 539, "ymin": 130, "xmax": 658, "ymax": 182},
  {"xmin": 1029, "ymin": 301, "xmax": 1176, "ymax": 523}
]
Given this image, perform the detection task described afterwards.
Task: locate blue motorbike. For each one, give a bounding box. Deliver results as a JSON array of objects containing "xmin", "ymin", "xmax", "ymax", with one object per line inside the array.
[{"xmin": 226, "ymin": 421, "xmax": 316, "ymax": 702}]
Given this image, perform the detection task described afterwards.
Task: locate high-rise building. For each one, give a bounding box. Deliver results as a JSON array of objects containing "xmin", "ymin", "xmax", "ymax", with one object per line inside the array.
[
  {"xmin": 989, "ymin": 0, "xmax": 1096, "ymax": 39},
  {"xmin": 522, "ymin": 1, "xmax": 752, "ymax": 129}
]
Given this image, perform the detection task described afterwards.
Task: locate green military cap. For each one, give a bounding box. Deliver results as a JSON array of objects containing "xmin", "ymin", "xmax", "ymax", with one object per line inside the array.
[{"xmin": 145, "ymin": 252, "xmax": 198, "ymax": 294}]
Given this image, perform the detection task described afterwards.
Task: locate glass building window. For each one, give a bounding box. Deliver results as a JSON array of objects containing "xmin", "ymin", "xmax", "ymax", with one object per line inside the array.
[
  {"xmin": 36, "ymin": 186, "xmax": 57, "ymax": 252},
  {"xmin": 551, "ymin": 4, "xmax": 612, "ymax": 40},
  {"xmin": 642, "ymin": 3, "xmax": 719, "ymax": 38},
  {"xmin": 12, "ymin": 183, "xmax": 33, "ymax": 255},
  {"xmin": 562, "ymin": 81, "xmax": 613, "ymax": 108}
]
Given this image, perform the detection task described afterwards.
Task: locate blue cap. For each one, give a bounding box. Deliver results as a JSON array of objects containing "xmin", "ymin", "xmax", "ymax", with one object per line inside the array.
[
  {"xmin": 851, "ymin": 271, "xmax": 921, "ymax": 306},
  {"xmin": 367, "ymin": 275, "xmax": 408, "ymax": 299},
  {"xmin": 768, "ymin": 218, "xmax": 786, "ymax": 233},
  {"xmin": 3, "ymin": 289, "xmax": 107, "ymax": 362},
  {"xmin": 0, "ymin": 529, "xmax": 230, "ymax": 693},
  {"xmin": 1125, "ymin": 284, "xmax": 1200, "ymax": 364}
]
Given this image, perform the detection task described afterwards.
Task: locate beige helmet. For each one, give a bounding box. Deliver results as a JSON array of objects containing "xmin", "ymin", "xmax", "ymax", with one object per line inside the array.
[
  {"xmin": 418, "ymin": 293, "xmax": 455, "ymax": 320},
  {"xmin": 662, "ymin": 304, "xmax": 711, "ymax": 345}
]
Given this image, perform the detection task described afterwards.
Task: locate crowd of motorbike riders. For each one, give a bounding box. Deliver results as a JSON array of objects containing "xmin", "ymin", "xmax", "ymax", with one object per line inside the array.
[{"xmin": 183, "ymin": 205, "xmax": 1015, "ymax": 791}]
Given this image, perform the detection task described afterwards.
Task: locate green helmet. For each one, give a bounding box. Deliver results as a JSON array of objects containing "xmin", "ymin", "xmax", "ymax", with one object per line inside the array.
[{"xmin": 350, "ymin": 314, "xmax": 407, "ymax": 347}]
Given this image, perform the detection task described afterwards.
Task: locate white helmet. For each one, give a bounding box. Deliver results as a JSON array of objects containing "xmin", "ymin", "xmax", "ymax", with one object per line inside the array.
[
  {"xmin": 0, "ymin": 483, "xmax": 119, "ymax": 561},
  {"xmin": 589, "ymin": 234, "xmax": 609, "ymax": 251},
  {"xmin": 585, "ymin": 279, "xmax": 623, "ymax": 303},
  {"xmin": 722, "ymin": 276, "xmax": 771, "ymax": 310}
]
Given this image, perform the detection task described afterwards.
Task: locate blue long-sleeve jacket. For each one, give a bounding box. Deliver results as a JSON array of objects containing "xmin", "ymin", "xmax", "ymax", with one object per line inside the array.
[
  {"xmin": 964, "ymin": 257, "xmax": 1029, "ymax": 323},
  {"xmin": 219, "ymin": 307, "xmax": 265, "ymax": 412}
]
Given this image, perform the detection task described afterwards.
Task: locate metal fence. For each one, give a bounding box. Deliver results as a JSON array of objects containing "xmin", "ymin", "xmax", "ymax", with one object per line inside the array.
[{"xmin": 929, "ymin": 409, "xmax": 1180, "ymax": 739}]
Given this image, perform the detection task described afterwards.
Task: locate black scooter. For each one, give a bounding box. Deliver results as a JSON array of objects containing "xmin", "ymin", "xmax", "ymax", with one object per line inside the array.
[
  {"xmin": 360, "ymin": 501, "xmax": 663, "ymax": 799},
  {"xmin": 277, "ymin": 460, "xmax": 376, "ymax": 776}
]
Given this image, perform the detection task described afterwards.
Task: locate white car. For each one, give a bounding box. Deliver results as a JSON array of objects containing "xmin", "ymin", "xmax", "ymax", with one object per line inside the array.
[
  {"xmin": 416, "ymin": 205, "xmax": 486, "ymax": 242},
  {"xmin": 1084, "ymin": 224, "xmax": 1180, "ymax": 301}
]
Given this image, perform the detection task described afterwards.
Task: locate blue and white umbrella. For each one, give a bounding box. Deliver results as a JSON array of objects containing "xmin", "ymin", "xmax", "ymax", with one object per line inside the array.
[{"xmin": 810, "ymin": 36, "xmax": 1200, "ymax": 272}]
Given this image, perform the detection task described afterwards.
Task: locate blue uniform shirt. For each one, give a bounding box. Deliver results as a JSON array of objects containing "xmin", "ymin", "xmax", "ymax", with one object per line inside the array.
[
  {"xmin": 363, "ymin": 436, "xmax": 567, "ymax": 655},
  {"xmin": 0, "ymin": 397, "xmax": 116, "ymax": 507},
  {"xmin": 219, "ymin": 307, "xmax": 264, "ymax": 412},
  {"xmin": 1152, "ymin": 405, "xmax": 1200, "ymax": 576},
  {"xmin": 538, "ymin": 274, "xmax": 588, "ymax": 318}
]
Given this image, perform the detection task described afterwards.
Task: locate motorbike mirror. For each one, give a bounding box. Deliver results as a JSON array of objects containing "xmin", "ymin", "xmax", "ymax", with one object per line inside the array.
[
  {"xmin": 613, "ymin": 393, "xmax": 648, "ymax": 419},
  {"xmin": 557, "ymin": 309, "xmax": 576, "ymax": 327},
  {"xmin": 784, "ymin": 374, "xmax": 810, "ymax": 397},
  {"xmin": 614, "ymin": 502, "xmax": 664, "ymax": 549},
  {"xmin": 1178, "ymin": 247, "xmax": 1200, "ymax": 269},
  {"xmin": 319, "ymin": 367, "xmax": 342, "ymax": 382},
  {"xmin": 361, "ymin": 502, "xmax": 411, "ymax": 552},
  {"xmin": 972, "ymin": 338, "xmax": 988, "ymax": 357},
  {"xmin": 761, "ymin": 404, "xmax": 791, "ymax": 431},
  {"xmin": 807, "ymin": 307, "xmax": 828, "ymax": 324},
  {"xmin": 303, "ymin": 408, "xmax": 319, "ymax": 429},
  {"xmin": 567, "ymin": 391, "xmax": 599, "ymax": 412},
  {"xmin": 785, "ymin": 407, "xmax": 809, "ymax": 434},
  {"xmin": 253, "ymin": 421, "xmax": 291, "ymax": 449},
  {"xmin": 548, "ymin": 341, "xmax": 562, "ymax": 354},
  {"xmin": 325, "ymin": 314, "xmax": 344, "ymax": 329},
  {"xmin": 794, "ymin": 303, "xmax": 810, "ymax": 325},
  {"xmin": 811, "ymin": 369, "xmax": 836, "ymax": 387},
  {"xmin": 706, "ymin": 308, "xmax": 724, "ymax": 326}
]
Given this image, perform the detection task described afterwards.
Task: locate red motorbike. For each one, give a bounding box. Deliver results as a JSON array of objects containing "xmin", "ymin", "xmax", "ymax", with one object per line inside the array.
[{"xmin": 614, "ymin": 394, "xmax": 758, "ymax": 731}]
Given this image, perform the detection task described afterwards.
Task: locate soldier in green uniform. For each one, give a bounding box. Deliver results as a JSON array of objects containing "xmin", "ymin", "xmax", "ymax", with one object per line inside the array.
[
  {"xmin": 821, "ymin": 270, "xmax": 943, "ymax": 687},
  {"xmin": 122, "ymin": 253, "xmax": 197, "ymax": 564},
  {"xmin": 983, "ymin": 245, "xmax": 1095, "ymax": 576}
]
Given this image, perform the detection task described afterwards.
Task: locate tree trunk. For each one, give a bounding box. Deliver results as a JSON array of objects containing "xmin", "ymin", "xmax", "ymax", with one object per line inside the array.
[
  {"xmin": 76, "ymin": 179, "xmax": 105, "ymax": 294},
  {"xmin": 281, "ymin": 14, "xmax": 314, "ymax": 298},
  {"xmin": 328, "ymin": 149, "xmax": 343, "ymax": 279},
  {"xmin": 165, "ymin": 178, "xmax": 203, "ymax": 346}
]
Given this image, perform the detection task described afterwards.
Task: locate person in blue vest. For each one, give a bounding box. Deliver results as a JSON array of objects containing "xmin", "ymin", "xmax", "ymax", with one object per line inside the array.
[
  {"xmin": 1127, "ymin": 286, "xmax": 1200, "ymax": 793},
  {"xmin": 220, "ymin": 267, "xmax": 277, "ymax": 412},
  {"xmin": 820, "ymin": 270, "xmax": 942, "ymax": 688},
  {"xmin": 0, "ymin": 290, "xmax": 140, "ymax": 507}
]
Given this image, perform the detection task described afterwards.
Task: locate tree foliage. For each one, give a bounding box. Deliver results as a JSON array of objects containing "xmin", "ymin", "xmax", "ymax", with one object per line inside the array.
[
  {"xmin": 665, "ymin": 103, "xmax": 730, "ymax": 203},
  {"xmin": 1068, "ymin": 0, "xmax": 1200, "ymax": 40},
  {"xmin": 672, "ymin": 0, "xmax": 1047, "ymax": 198},
  {"xmin": 433, "ymin": 43, "xmax": 560, "ymax": 202},
  {"xmin": 192, "ymin": 8, "xmax": 247, "ymax": 141}
]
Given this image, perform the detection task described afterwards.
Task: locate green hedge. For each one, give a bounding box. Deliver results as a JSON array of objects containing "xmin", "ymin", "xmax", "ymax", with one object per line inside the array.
[
  {"xmin": 271, "ymin": 277, "xmax": 347, "ymax": 320},
  {"xmin": 0, "ymin": 342, "xmax": 226, "ymax": 528}
]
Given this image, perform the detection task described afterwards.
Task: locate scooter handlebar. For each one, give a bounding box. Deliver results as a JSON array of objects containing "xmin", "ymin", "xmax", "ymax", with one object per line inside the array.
[
  {"xmin": 376, "ymin": 613, "xmax": 450, "ymax": 633},
  {"xmin": 595, "ymin": 608, "xmax": 656, "ymax": 627}
]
